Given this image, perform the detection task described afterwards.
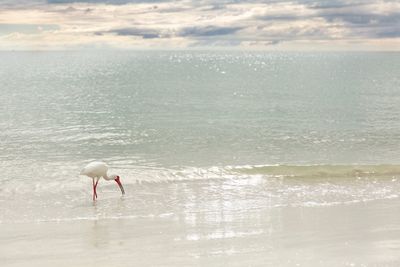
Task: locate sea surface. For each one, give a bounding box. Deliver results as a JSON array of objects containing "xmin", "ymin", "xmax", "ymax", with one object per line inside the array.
[{"xmin": 1, "ymin": 51, "xmax": 400, "ymax": 266}]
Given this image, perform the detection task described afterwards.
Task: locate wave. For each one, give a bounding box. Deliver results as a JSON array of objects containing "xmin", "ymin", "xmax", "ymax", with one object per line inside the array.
[
  {"xmin": 230, "ymin": 164, "xmax": 400, "ymax": 178},
  {"xmin": 2, "ymin": 163, "xmax": 400, "ymax": 197},
  {"xmin": 118, "ymin": 163, "xmax": 400, "ymax": 183}
]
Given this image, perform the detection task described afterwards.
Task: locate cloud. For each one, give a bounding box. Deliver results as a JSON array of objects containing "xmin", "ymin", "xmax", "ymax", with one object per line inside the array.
[
  {"xmin": 179, "ymin": 26, "xmax": 242, "ymax": 37},
  {"xmin": 309, "ymin": 2, "xmax": 400, "ymax": 40},
  {"xmin": 0, "ymin": 23, "xmax": 59, "ymax": 35},
  {"xmin": 376, "ymin": 29, "xmax": 400, "ymax": 38},
  {"xmin": 47, "ymin": 0, "xmax": 168, "ymax": 3},
  {"xmin": 106, "ymin": 27, "xmax": 161, "ymax": 38},
  {"xmin": 0, "ymin": 0, "xmax": 399, "ymax": 50}
]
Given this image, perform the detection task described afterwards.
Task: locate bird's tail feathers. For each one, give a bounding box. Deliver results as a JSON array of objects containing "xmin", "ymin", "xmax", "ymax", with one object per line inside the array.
[{"xmin": 80, "ymin": 168, "xmax": 86, "ymax": 175}]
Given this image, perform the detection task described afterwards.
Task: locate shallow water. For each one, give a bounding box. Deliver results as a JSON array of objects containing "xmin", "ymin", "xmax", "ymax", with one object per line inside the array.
[
  {"xmin": 2, "ymin": 164, "xmax": 400, "ymax": 224},
  {"xmin": 2, "ymin": 191, "xmax": 400, "ymax": 266}
]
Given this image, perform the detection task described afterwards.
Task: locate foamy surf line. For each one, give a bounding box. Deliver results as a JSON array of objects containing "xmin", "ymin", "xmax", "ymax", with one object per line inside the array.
[
  {"xmin": 120, "ymin": 164, "xmax": 400, "ymax": 183},
  {"xmin": 3, "ymin": 164, "xmax": 400, "ymax": 196},
  {"xmin": 106, "ymin": 163, "xmax": 400, "ymax": 184},
  {"xmin": 229, "ymin": 164, "xmax": 400, "ymax": 179}
]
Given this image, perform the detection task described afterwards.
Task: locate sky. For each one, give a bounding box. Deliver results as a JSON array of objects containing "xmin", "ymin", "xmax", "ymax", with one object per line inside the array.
[{"xmin": 0, "ymin": 0, "xmax": 399, "ymax": 50}]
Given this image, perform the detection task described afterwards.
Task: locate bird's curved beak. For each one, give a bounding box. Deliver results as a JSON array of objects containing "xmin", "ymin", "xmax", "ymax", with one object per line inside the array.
[{"xmin": 115, "ymin": 177, "xmax": 125, "ymax": 195}]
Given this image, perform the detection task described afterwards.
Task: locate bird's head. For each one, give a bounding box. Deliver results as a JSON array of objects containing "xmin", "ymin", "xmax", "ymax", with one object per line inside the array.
[{"xmin": 110, "ymin": 174, "xmax": 125, "ymax": 195}]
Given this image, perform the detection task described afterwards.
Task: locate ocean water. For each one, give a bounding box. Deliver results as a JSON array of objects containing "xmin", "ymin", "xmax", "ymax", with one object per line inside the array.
[
  {"xmin": 1, "ymin": 51, "xmax": 400, "ymax": 266},
  {"xmin": 1, "ymin": 51, "xmax": 400, "ymax": 222}
]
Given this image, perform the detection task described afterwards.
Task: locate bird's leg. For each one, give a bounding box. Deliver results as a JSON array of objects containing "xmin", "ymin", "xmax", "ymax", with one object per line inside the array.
[
  {"xmin": 92, "ymin": 178, "xmax": 96, "ymax": 201},
  {"xmin": 94, "ymin": 177, "xmax": 100, "ymax": 199}
]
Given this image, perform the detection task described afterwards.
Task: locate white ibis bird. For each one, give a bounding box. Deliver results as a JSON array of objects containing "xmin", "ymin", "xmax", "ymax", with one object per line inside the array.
[{"xmin": 80, "ymin": 161, "xmax": 125, "ymax": 201}]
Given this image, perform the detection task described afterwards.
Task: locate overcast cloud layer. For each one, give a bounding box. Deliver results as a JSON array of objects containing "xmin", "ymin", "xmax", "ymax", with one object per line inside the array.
[{"xmin": 0, "ymin": 0, "xmax": 399, "ymax": 50}]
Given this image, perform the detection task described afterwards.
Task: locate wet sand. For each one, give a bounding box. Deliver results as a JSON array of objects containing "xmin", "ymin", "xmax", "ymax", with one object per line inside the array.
[{"xmin": 2, "ymin": 197, "xmax": 400, "ymax": 266}]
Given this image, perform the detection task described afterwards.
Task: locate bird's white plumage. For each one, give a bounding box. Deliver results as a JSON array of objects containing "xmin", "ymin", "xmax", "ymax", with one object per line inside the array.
[
  {"xmin": 80, "ymin": 161, "xmax": 109, "ymax": 178},
  {"xmin": 80, "ymin": 161, "xmax": 125, "ymax": 200}
]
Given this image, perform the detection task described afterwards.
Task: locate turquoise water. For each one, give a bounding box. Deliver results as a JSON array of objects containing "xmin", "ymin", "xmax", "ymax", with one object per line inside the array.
[
  {"xmin": 1, "ymin": 51, "xmax": 400, "ymax": 222},
  {"xmin": 1, "ymin": 51, "xmax": 400, "ymax": 166}
]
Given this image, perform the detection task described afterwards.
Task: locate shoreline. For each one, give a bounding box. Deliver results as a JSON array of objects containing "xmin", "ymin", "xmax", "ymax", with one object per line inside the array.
[{"xmin": 2, "ymin": 198, "xmax": 400, "ymax": 266}]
